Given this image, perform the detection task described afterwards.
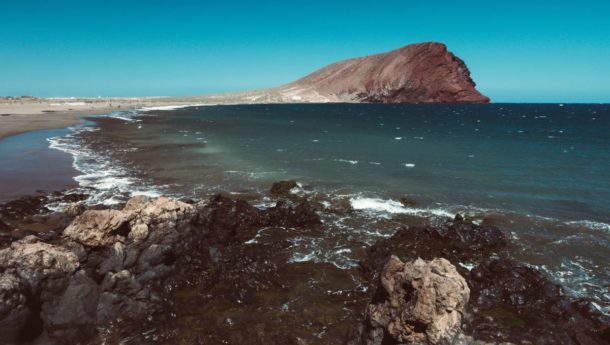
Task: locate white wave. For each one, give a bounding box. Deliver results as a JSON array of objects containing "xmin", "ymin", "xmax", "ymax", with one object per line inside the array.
[
  {"xmin": 564, "ymin": 220, "xmax": 610, "ymax": 232},
  {"xmin": 47, "ymin": 123, "xmax": 165, "ymax": 206},
  {"xmin": 138, "ymin": 104, "xmax": 213, "ymax": 112},
  {"xmin": 335, "ymin": 159, "xmax": 358, "ymax": 165},
  {"xmin": 459, "ymin": 262, "xmax": 476, "ymax": 271},
  {"xmin": 349, "ymin": 197, "xmax": 453, "ymax": 218},
  {"xmin": 110, "ymin": 115, "xmax": 137, "ymax": 122},
  {"xmin": 50, "ymin": 102, "xmax": 86, "ymax": 106},
  {"xmin": 290, "ymin": 251, "xmax": 319, "ymax": 263}
]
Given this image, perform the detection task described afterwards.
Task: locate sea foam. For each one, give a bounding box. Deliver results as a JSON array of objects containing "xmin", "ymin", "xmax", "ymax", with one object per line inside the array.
[{"xmin": 349, "ymin": 197, "xmax": 453, "ymax": 218}]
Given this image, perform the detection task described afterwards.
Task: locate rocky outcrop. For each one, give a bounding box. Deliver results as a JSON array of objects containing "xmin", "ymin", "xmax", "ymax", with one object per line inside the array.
[
  {"xmin": 357, "ymin": 216, "xmax": 610, "ymax": 345},
  {"xmin": 0, "ymin": 197, "xmax": 198, "ymax": 344},
  {"xmin": 356, "ymin": 256, "xmax": 469, "ymax": 345},
  {"xmin": 270, "ymin": 180, "xmax": 299, "ymax": 197},
  {"xmin": 2, "ymin": 190, "xmax": 609, "ymax": 344},
  {"xmin": 466, "ymin": 259, "xmax": 610, "ymax": 344},
  {"xmin": 0, "ymin": 192, "xmax": 324, "ymax": 344},
  {"xmin": 192, "ymin": 194, "xmax": 321, "ymax": 244},
  {"xmin": 281, "ymin": 42, "xmax": 489, "ymax": 104},
  {"xmin": 0, "ymin": 236, "xmax": 82, "ymax": 343},
  {"xmin": 360, "ymin": 215, "xmax": 507, "ymax": 280}
]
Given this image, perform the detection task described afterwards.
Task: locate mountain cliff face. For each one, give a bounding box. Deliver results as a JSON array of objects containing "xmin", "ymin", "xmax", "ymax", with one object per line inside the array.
[{"xmin": 279, "ymin": 42, "xmax": 489, "ymax": 103}]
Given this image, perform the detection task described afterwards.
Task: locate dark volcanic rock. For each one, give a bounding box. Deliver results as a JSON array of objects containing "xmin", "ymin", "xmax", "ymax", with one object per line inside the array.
[
  {"xmin": 0, "ymin": 192, "xmax": 89, "ymax": 245},
  {"xmin": 359, "ymin": 216, "xmax": 507, "ymax": 280},
  {"xmin": 0, "ymin": 219, "xmax": 11, "ymax": 232},
  {"xmin": 114, "ymin": 226, "xmax": 369, "ymax": 345},
  {"xmin": 357, "ymin": 217, "xmax": 609, "ymax": 345},
  {"xmin": 466, "ymin": 259, "xmax": 609, "ymax": 344},
  {"xmin": 0, "ymin": 194, "xmax": 49, "ymax": 222},
  {"xmin": 266, "ymin": 199, "xmax": 322, "ymax": 228},
  {"xmin": 0, "ymin": 192, "xmax": 325, "ymax": 344},
  {"xmin": 0, "ymin": 197, "xmax": 196, "ymax": 344},
  {"xmin": 270, "ymin": 180, "xmax": 298, "ymax": 197},
  {"xmin": 193, "ymin": 194, "xmax": 321, "ymax": 244},
  {"xmin": 193, "ymin": 194, "xmax": 267, "ymax": 244},
  {"xmin": 0, "ymin": 236, "xmax": 81, "ymax": 344},
  {"xmin": 285, "ymin": 42, "xmax": 490, "ymax": 104}
]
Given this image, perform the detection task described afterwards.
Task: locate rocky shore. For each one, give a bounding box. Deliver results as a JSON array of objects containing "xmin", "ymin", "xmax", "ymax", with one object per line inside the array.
[{"xmin": 0, "ymin": 183, "xmax": 608, "ymax": 344}]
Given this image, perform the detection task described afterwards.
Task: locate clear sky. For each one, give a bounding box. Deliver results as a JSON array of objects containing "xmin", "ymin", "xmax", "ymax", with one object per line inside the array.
[{"xmin": 1, "ymin": 0, "xmax": 609, "ymax": 102}]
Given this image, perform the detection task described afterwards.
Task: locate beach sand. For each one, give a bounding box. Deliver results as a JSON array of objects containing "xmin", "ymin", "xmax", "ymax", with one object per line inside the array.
[
  {"xmin": 0, "ymin": 89, "xmax": 335, "ymax": 141},
  {"xmin": 0, "ymin": 98, "xmax": 190, "ymax": 140}
]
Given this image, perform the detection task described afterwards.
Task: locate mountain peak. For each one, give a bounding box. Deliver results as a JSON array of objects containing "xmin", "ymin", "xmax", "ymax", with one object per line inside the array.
[{"xmin": 280, "ymin": 42, "xmax": 489, "ymax": 103}]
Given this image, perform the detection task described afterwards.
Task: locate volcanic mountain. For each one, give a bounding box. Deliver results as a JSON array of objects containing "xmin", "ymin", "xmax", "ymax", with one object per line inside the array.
[
  {"xmin": 281, "ymin": 42, "xmax": 489, "ymax": 103},
  {"xmin": 189, "ymin": 42, "xmax": 490, "ymax": 104}
]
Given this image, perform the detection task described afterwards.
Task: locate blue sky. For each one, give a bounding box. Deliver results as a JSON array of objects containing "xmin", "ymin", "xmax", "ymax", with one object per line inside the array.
[{"xmin": 1, "ymin": 0, "xmax": 609, "ymax": 102}]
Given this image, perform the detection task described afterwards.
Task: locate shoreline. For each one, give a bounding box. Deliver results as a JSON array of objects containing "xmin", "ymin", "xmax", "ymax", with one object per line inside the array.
[
  {"xmin": 0, "ymin": 98, "xmax": 200, "ymax": 141},
  {"xmin": 4, "ymin": 102, "xmax": 606, "ymax": 310},
  {"xmin": 0, "ymin": 189, "xmax": 608, "ymax": 344},
  {"xmin": 0, "ymin": 104, "xmax": 609, "ymax": 342}
]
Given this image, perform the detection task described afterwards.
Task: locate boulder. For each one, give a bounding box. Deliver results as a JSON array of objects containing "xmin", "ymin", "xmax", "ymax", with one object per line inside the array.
[
  {"xmin": 266, "ymin": 199, "xmax": 321, "ymax": 228},
  {"xmin": 63, "ymin": 209, "xmax": 135, "ymax": 247},
  {"xmin": 193, "ymin": 194, "xmax": 266, "ymax": 244},
  {"xmin": 0, "ymin": 196, "xmax": 197, "ymax": 344},
  {"xmin": 0, "ymin": 236, "xmax": 80, "ymax": 289},
  {"xmin": 0, "ymin": 236, "xmax": 81, "ymax": 343},
  {"xmin": 40, "ymin": 270, "xmax": 100, "ymax": 341},
  {"xmin": 270, "ymin": 180, "xmax": 298, "ymax": 196},
  {"xmin": 358, "ymin": 256, "xmax": 469, "ymax": 345}
]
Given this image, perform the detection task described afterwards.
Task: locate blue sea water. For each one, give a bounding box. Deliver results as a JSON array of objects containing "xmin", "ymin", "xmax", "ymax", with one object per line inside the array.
[{"xmin": 38, "ymin": 103, "xmax": 610, "ymax": 312}]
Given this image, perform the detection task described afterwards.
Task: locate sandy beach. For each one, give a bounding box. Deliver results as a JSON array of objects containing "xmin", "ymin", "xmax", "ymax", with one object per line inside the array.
[
  {"xmin": 0, "ymin": 97, "xmax": 195, "ymax": 140},
  {"xmin": 0, "ymin": 90, "xmax": 340, "ymax": 141}
]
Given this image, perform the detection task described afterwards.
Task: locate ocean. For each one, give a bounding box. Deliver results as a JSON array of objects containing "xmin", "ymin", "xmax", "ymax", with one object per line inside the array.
[{"xmin": 32, "ymin": 103, "xmax": 610, "ymax": 314}]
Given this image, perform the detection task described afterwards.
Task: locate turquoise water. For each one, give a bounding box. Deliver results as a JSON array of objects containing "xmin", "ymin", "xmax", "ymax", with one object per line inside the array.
[
  {"xmin": 82, "ymin": 104, "xmax": 609, "ymax": 221},
  {"xmin": 46, "ymin": 103, "xmax": 610, "ymax": 312}
]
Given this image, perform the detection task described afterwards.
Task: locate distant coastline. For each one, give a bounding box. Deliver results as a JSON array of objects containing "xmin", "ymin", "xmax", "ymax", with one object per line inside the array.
[{"xmin": 0, "ymin": 97, "xmax": 182, "ymax": 140}]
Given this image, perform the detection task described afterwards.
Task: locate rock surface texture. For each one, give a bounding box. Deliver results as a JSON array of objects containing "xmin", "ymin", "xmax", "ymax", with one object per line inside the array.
[
  {"xmin": 2, "ymin": 193, "xmax": 609, "ymax": 344},
  {"xmin": 0, "ymin": 196, "xmax": 197, "ymax": 344},
  {"xmin": 0, "ymin": 193, "xmax": 325, "ymax": 344},
  {"xmin": 356, "ymin": 216, "xmax": 610, "ymax": 345},
  {"xmin": 358, "ymin": 256, "xmax": 469, "ymax": 345},
  {"xmin": 281, "ymin": 42, "xmax": 490, "ymax": 104}
]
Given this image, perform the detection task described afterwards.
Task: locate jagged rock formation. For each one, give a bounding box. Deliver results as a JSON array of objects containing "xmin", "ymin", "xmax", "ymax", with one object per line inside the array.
[
  {"xmin": 357, "ymin": 256, "xmax": 470, "ymax": 345},
  {"xmin": 0, "ymin": 194, "xmax": 322, "ymax": 344},
  {"xmin": 1, "ymin": 193, "xmax": 609, "ymax": 344}
]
